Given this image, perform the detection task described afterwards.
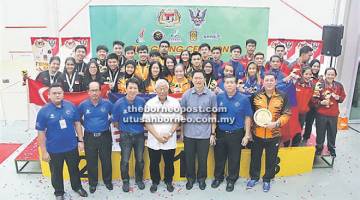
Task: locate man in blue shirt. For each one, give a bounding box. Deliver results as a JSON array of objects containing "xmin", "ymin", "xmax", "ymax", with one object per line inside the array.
[
  {"xmin": 112, "ymin": 78, "xmax": 146, "ymax": 192},
  {"xmin": 211, "ymin": 75, "xmax": 253, "ymax": 192},
  {"xmin": 78, "ymin": 81, "xmax": 113, "ymax": 193},
  {"xmin": 217, "ymin": 45, "xmax": 246, "ymax": 80},
  {"xmin": 36, "ymin": 83, "xmax": 87, "ymax": 200}
]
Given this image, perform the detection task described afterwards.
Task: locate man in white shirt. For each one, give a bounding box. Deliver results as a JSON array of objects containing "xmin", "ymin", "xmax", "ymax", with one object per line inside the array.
[{"xmin": 143, "ymin": 79, "xmax": 182, "ymax": 193}]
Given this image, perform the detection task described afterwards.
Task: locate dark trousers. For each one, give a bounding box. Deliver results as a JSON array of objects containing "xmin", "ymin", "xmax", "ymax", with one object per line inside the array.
[
  {"xmin": 299, "ymin": 113, "xmax": 307, "ymax": 129},
  {"xmin": 184, "ymin": 137, "xmax": 210, "ymax": 182},
  {"xmin": 290, "ymin": 113, "xmax": 307, "ymax": 147},
  {"xmin": 84, "ymin": 130, "xmax": 112, "ymax": 186},
  {"xmin": 148, "ymin": 148, "xmax": 175, "ymax": 184},
  {"xmin": 249, "ymin": 136, "xmax": 280, "ymax": 182},
  {"xmin": 304, "ymin": 106, "xmax": 317, "ymax": 140},
  {"xmin": 315, "ymin": 114, "xmax": 338, "ymax": 151},
  {"xmin": 49, "ymin": 148, "xmax": 82, "ymax": 196},
  {"xmin": 214, "ymin": 129, "xmax": 244, "ymax": 183},
  {"xmin": 119, "ymin": 132, "xmax": 145, "ymax": 182}
]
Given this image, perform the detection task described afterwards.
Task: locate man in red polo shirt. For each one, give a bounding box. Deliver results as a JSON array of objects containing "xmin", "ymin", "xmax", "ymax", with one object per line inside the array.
[
  {"xmin": 265, "ymin": 44, "xmax": 291, "ymax": 76},
  {"xmin": 288, "ymin": 45, "xmax": 313, "ymax": 76},
  {"xmin": 239, "ymin": 39, "xmax": 256, "ymax": 68}
]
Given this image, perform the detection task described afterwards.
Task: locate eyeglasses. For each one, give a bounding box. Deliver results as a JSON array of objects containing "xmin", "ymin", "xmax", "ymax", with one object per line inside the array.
[{"xmin": 156, "ymin": 88, "xmax": 168, "ymax": 92}]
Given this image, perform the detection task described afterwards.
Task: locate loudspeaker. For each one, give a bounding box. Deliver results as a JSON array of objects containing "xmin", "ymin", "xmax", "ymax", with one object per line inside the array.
[{"xmin": 321, "ymin": 25, "xmax": 344, "ymax": 57}]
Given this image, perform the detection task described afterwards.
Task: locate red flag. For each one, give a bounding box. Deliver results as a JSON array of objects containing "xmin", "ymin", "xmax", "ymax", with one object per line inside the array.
[{"xmin": 28, "ymin": 79, "xmax": 109, "ymax": 106}]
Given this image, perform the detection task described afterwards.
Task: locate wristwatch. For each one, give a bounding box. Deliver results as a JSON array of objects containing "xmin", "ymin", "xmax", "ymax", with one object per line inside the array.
[{"xmin": 275, "ymin": 121, "xmax": 281, "ymax": 128}]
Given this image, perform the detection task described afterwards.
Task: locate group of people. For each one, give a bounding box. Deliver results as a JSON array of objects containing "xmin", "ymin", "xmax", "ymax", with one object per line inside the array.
[{"xmin": 34, "ymin": 39, "xmax": 346, "ymax": 199}]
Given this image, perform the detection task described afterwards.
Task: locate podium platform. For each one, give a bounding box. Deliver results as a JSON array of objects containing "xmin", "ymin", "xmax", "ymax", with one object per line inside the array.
[{"xmin": 39, "ymin": 142, "xmax": 315, "ymax": 180}]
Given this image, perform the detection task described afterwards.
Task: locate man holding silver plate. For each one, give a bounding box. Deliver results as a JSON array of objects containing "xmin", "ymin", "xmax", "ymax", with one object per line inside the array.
[{"xmin": 246, "ymin": 72, "xmax": 291, "ymax": 192}]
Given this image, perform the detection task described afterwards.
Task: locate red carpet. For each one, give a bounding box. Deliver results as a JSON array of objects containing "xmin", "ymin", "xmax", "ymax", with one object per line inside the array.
[{"xmin": 0, "ymin": 143, "xmax": 22, "ymax": 164}]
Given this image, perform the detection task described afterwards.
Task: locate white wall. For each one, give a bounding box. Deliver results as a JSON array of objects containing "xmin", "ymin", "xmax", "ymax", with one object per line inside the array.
[
  {"xmin": 336, "ymin": 0, "xmax": 360, "ymax": 120},
  {"xmin": 0, "ymin": 0, "xmax": 348, "ymax": 121}
]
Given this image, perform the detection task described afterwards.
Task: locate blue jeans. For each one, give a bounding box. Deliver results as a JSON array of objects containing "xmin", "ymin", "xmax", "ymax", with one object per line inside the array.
[{"xmin": 119, "ymin": 132, "xmax": 145, "ymax": 182}]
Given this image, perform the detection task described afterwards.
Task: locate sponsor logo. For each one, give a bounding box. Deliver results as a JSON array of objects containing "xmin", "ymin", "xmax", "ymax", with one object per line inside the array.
[
  {"xmin": 64, "ymin": 39, "xmax": 76, "ymax": 49},
  {"xmin": 49, "ymin": 114, "xmax": 55, "ymax": 119},
  {"xmin": 153, "ymin": 30, "xmax": 164, "ymax": 41},
  {"xmin": 158, "ymin": 9, "xmax": 181, "ymax": 27},
  {"xmin": 189, "ymin": 29, "xmax": 198, "ymax": 42},
  {"xmin": 189, "ymin": 8, "xmax": 207, "ymax": 27},
  {"xmin": 77, "ymin": 39, "xmax": 88, "ymax": 47},
  {"xmin": 169, "ymin": 30, "xmax": 182, "ymax": 43},
  {"xmin": 310, "ymin": 42, "xmax": 320, "ymax": 51},
  {"xmin": 34, "ymin": 39, "xmax": 56, "ymax": 49},
  {"xmin": 136, "ymin": 28, "xmax": 145, "ymax": 43},
  {"xmin": 219, "ymin": 101, "xmax": 224, "ymax": 107},
  {"xmin": 203, "ymin": 33, "xmax": 221, "ymax": 40},
  {"xmin": 285, "ymin": 41, "xmax": 293, "ymax": 50},
  {"xmin": 270, "ymin": 40, "xmax": 284, "ymax": 49},
  {"xmin": 297, "ymin": 41, "xmax": 310, "ymax": 49},
  {"xmin": 34, "ymin": 39, "xmax": 46, "ymax": 48}
]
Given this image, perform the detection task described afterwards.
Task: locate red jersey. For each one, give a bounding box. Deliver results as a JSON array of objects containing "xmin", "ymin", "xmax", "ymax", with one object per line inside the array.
[
  {"xmin": 239, "ymin": 54, "xmax": 254, "ymax": 69},
  {"xmin": 295, "ymin": 80, "xmax": 314, "ymax": 114},
  {"xmin": 265, "ymin": 60, "xmax": 291, "ymax": 76},
  {"xmin": 313, "ymin": 81, "xmax": 346, "ymax": 117},
  {"xmin": 289, "ymin": 59, "xmax": 307, "ymax": 76}
]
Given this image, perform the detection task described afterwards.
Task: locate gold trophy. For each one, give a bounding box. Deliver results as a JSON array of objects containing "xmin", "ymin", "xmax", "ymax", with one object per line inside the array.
[
  {"xmin": 209, "ymin": 80, "xmax": 217, "ymax": 90},
  {"xmin": 323, "ymin": 90, "xmax": 333, "ymax": 108},
  {"xmin": 313, "ymin": 81, "xmax": 323, "ymax": 98},
  {"xmin": 22, "ymin": 70, "xmax": 29, "ymax": 86}
]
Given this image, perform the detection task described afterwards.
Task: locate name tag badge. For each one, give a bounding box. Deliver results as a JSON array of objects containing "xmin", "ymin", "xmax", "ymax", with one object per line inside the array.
[{"xmin": 59, "ymin": 119, "xmax": 67, "ymax": 129}]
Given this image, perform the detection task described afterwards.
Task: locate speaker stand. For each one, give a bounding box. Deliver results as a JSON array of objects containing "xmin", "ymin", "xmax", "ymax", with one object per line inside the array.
[{"xmin": 330, "ymin": 56, "xmax": 334, "ymax": 68}]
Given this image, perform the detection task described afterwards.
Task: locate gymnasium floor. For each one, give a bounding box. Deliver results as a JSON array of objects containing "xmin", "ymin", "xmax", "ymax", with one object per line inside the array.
[{"xmin": 1, "ymin": 120, "xmax": 360, "ymax": 200}]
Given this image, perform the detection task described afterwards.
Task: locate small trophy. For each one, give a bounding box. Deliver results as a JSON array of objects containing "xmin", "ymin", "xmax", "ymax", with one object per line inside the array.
[{"xmin": 22, "ymin": 70, "xmax": 28, "ymax": 86}]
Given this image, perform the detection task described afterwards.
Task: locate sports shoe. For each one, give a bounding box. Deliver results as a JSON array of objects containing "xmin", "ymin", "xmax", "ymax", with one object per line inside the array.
[
  {"xmin": 246, "ymin": 179, "xmax": 258, "ymax": 189},
  {"xmin": 263, "ymin": 181, "xmax": 271, "ymax": 192}
]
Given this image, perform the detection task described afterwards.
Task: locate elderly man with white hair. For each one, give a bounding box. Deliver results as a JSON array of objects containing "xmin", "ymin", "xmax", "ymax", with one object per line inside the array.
[{"xmin": 143, "ymin": 79, "xmax": 182, "ymax": 193}]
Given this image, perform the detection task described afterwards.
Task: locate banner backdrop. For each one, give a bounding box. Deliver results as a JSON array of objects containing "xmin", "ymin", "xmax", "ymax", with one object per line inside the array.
[
  {"xmin": 60, "ymin": 37, "xmax": 91, "ymax": 61},
  {"xmin": 89, "ymin": 6, "xmax": 269, "ymax": 60},
  {"xmin": 267, "ymin": 39, "xmax": 323, "ymax": 63},
  {"xmin": 30, "ymin": 37, "xmax": 59, "ymax": 72}
]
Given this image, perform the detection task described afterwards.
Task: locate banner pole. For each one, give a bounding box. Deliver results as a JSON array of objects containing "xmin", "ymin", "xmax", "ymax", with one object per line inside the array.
[
  {"xmin": 25, "ymin": 78, "xmax": 31, "ymax": 132},
  {"xmin": 0, "ymin": 91, "xmax": 7, "ymax": 127}
]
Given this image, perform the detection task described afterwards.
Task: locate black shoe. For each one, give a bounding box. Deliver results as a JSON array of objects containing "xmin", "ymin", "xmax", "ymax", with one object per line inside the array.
[
  {"xmin": 150, "ymin": 184, "xmax": 158, "ymax": 193},
  {"xmin": 315, "ymin": 148, "xmax": 323, "ymax": 156},
  {"xmin": 89, "ymin": 185, "xmax": 96, "ymax": 193},
  {"xmin": 122, "ymin": 182, "xmax": 130, "ymax": 192},
  {"xmin": 226, "ymin": 182, "xmax": 235, "ymax": 192},
  {"xmin": 166, "ymin": 182, "xmax": 174, "ymax": 192},
  {"xmin": 55, "ymin": 196, "xmax": 64, "ymax": 200},
  {"xmin": 211, "ymin": 179, "xmax": 222, "ymax": 188},
  {"xmin": 329, "ymin": 149, "xmax": 336, "ymax": 157},
  {"xmin": 136, "ymin": 181, "xmax": 145, "ymax": 190},
  {"xmin": 186, "ymin": 180, "xmax": 194, "ymax": 190},
  {"xmin": 75, "ymin": 188, "xmax": 88, "ymax": 197},
  {"xmin": 199, "ymin": 181, "xmax": 206, "ymax": 190},
  {"xmin": 105, "ymin": 183, "xmax": 113, "ymax": 190}
]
